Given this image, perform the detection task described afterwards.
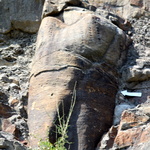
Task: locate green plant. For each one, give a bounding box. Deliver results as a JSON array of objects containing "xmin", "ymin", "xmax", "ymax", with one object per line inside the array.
[{"xmin": 37, "ymin": 82, "xmax": 77, "ymax": 150}]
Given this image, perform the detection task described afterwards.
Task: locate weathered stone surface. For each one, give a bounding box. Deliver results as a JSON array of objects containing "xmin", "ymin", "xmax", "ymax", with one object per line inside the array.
[
  {"xmin": 2, "ymin": 119, "xmax": 16, "ymax": 134},
  {"xmin": 1, "ymin": 115, "xmax": 29, "ymax": 143},
  {"xmin": 125, "ymin": 67, "xmax": 150, "ymax": 82},
  {"xmin": 114, "ymin": 112, "xmax": 150, "ymax": 150},
  {"xmin": 120, "ymin": 14, "xmax": 150, "ymax": 106},
  {"xmin": 0, "ymin": 131, "xmax": 27, "ymax": 150},
  {"xmin": 9, "ymin": 115, "xmax": 29, "ymax": 141},
  {"xmin": 0, "ymin": 0, "xmax": 44, "ymax": 33},
  {"xmin": 88, "ymin": 0, "xmax": 124, "ymax": 7},
  {"xmin": 119, "ymin": 107, "xmax": 150, "ymax": 130},
  {"xmin": 42, "ymin": 0, "xmax": 81, "ymax": 18},
  {"xmin": 29, "ymin": 61, "xmax": 118, "ymax": 149},
  {"xmin": 0, "ymin": 103, "xmax": 14, "ymax": 118},
  {"xmin": 130, "ymin": 0, "xmax": 143, "ymax": 7},
  {"xmin": 33, "ymin": 14, "xmax": 128, "ymax": 72},
  {"xmin": 93, "ymin": 0, "xmax": 149, "ymax": 19},
  {"xmin": 113, "ymin": 103, "xmax": 135, "ymax": 125},
  {"xmin": 62, "ymin": 6, "xmax": 93, "ymax": 25},
  {"xmin": 96, "ymin": 126, "xmax": 118, "ymax": 150},
  {"xmin": 98, "ymin": 5, "xmax": 150, "ymax": 150},
  {"xmin": 0, "ymin": 32, "xmax": 36, "ymax": 149},
  {"xmin": 28, "ymin": 10, "xmax": 130, "ymax": 149},
  {"xmin": 0, "ymin": 0, "xmax": 149, "ymax": 150},
  {"xmin": 97, "ymin": 104, "xmax": 150, "ymax": 149},
  {"xmin": 115, "ymin": 124, "xmax": 150, "ymax": 149}
]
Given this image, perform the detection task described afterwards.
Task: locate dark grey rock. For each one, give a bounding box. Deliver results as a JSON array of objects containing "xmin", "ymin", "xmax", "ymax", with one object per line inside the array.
[
  {"xmin": 0, "ymin": 131, "xmax": 27, "ymax": 150},
  {"xmin": 0, "ymin": 0, "xmax": 44, "ymax": 33}
]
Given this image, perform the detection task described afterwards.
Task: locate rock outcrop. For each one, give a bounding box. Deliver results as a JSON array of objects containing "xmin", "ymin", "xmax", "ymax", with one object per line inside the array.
[
  {"xmin": 28, "ymin": 1, "xmax": 130, "ymax": 149},
  {"xmin": 0, "ymin": 0, "xmax": 44, "ymax": 33},
  {"xmin": 96, "ymin": 1, "xmax": 150, "ymax": 149},
  {"xmin": 0, "ymin": 0, "xmax": 149, "ymax": 149},
  {"xmin": 42, "ymin": 0, "xmax": 82, "ymax": 17},
  {"xmin": 89, "ymin": 0, "xmax": 149, "ymax": 19},
  {"xmin": 0, "ymin": 31, "xmax": 36, "ymax": 149},
  {"xmin": 97, "ymin": 104, "xmax": 150, "ymax": 150},
  {"xmin": 0, "ymin": 131, "xmax": 26, "ymax": 150}
]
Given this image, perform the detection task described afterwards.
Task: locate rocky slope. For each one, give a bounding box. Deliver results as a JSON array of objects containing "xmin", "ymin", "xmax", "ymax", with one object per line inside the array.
[
  {"xmin": 0, "ymin": 0, "xmax": 149, "ymax": 149},
  {"xmin": 0, "ymin": 31, "xmax": 36, "ymax": 149}
]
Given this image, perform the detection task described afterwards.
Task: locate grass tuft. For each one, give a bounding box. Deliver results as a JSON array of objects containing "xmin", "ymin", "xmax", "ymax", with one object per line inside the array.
[{"xmin": 37, "ymin": 82, "xmax": 77, "ymax": 150}]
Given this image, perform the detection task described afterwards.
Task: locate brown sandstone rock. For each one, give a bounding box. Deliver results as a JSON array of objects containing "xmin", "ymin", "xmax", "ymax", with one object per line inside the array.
[
  {"xmin": 28, "ymin": 11, "xmax": 129, "ymax": 149},
  {"xmin": 130, "ymin": 0, "xmax": 143, "ymax": 7},
  {"xmin": 119, "ymin": 108, "xmax": 149, "ymax": 130},
  {"xmin": 114, "ymin": 123, "xmax": 150, "ymax": 149},
  {"xmin": 96, "ymin": 126, "xmax": 118, "ymax": 149},
  {"xmin": 0, "ymin": 103, "xmax": 13, "ymax": 118},
  {"xmin": 97, "ymin": 104, "xmax": 150, "ymax": 149}
]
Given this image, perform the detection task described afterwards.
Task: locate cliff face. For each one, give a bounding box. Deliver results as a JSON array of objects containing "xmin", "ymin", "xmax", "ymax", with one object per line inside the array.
[{"xmin": 0, "ymin": 0, "xmax": 149, "ymax": 149}]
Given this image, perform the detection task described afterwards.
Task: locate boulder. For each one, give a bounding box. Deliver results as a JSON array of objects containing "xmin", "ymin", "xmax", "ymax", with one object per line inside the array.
[
  {"xmin": 0, "ymin": 131, "xmax": 27, "ymax": 150},
  {"xmin": 113, "ymin": 103, "xmax": 135, "ymax": 125},
  {"xmin": 130, "ymin": 0, "xmax": 144, "ymax": 7},
  {"xmin": 93, "ymin": 0, "xmax": 148, "ymax": 19},
  {"xmin": 96, "ymin": 125, "xmax": 118, "ymax": 150},
  {"xmin": 2, "ymin": 119, "xmax": 16, "ymax": 135},
  {"xmin": 0, "ymin": 103, "xmax": 14, "ymax": 118},
  {"xmin": 42, "ymin": 0, "xmax": 82, "ymax": 18},
  {"xmin": 115, "ymin": 123, "xmax": 150, "ymax": 149},
  {"xmin": 0, "ymin": 0, "xmax": 44, "ymax": 33},
  {"xmin": 28, "ymin": 10, "xmax": 130, "ymax": 149},
  {"xmin": 97, "ymin": 104, "xmax": 150, "ymax": 149},
  {"xmin": 114, "ymin": 105, "xmax": 150, "ymax": 149}
]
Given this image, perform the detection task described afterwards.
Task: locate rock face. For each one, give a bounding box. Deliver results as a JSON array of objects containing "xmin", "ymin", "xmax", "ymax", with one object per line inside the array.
[
  {"xmin": 90, "ymin": 0, "xmax": 149, "ymax": 19},
  {"xmin": 28, "ymin": 3, "xmax": 130, "ymax": 149},
  {"xmin": 96, "ymin": 1, "xmax": 150, "ymax": 149},
  {"xmin": 115, "ymin": 104, "xmax": 150, "ymax": 149},
  {"xmin": 0, "ymin": 131, "xmax": 27, "ymax": 150},
  {"xmin": 0, "ymin": 0, "xmax": 149, "ymax": 150},
  {"xmin": 0, "ymin": 0, "xmax": 44, "ymax": 33},
  {"xmin": 0, "ymin": 31, "xmax": 36, "ymax": 149},
  {"xmin": 97, "ymin": 104, "xmax": 150, "ymax": 150},
  {"xmin": 42, "ymin": 0, "xmax": 82, "ymax": 17}
]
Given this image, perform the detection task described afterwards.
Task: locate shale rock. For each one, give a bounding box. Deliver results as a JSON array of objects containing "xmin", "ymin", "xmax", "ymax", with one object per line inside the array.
[{"xmin": 28, "ymin": 8, "xmax": 130, "ymax": 149}]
